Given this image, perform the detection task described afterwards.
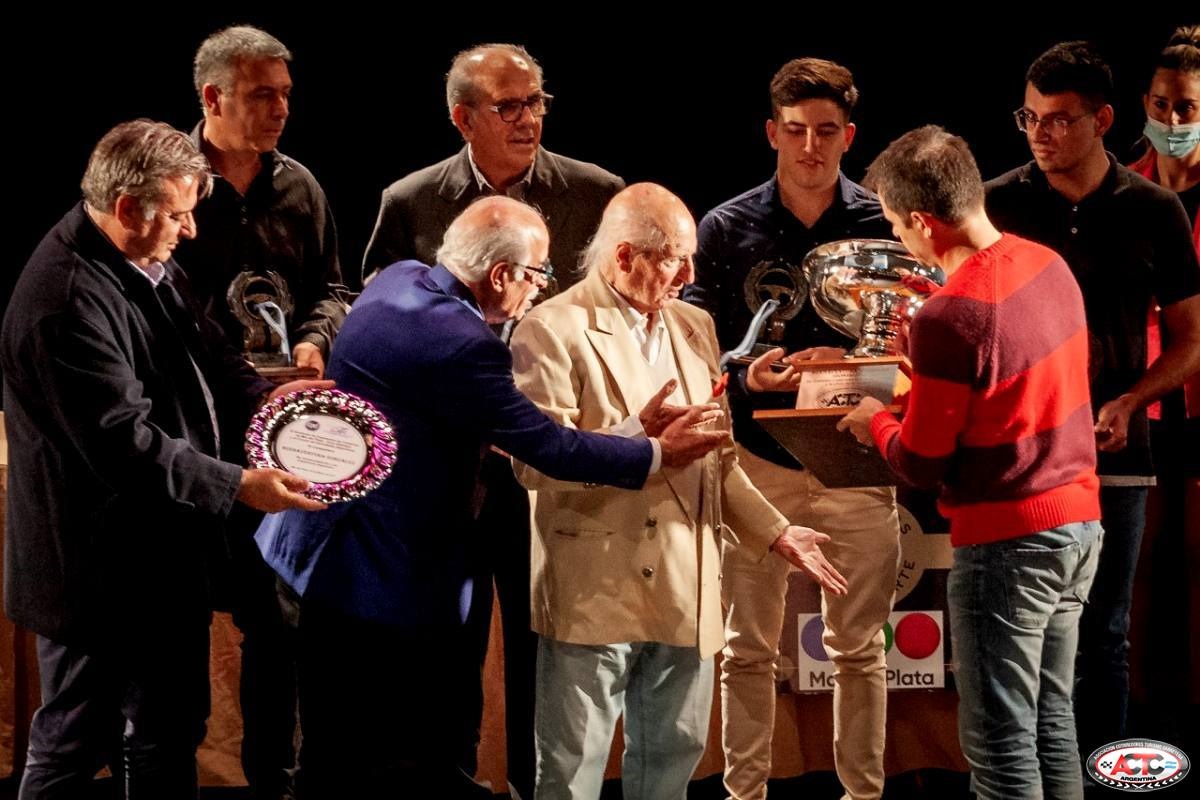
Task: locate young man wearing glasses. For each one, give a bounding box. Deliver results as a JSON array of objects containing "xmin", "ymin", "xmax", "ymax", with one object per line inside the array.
[{"xmin": 985, "ymin": 41, "xmax": 1200, "ymax": 770}]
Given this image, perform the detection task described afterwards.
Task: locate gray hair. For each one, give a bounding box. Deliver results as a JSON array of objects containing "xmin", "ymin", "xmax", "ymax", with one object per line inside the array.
[
  {"xmin": 81, "ymin": 120, "xmax": 212, "ymax": 216},
  {"xmin": 580, "ymin": 201, "xmax": 671, "ymax": 275},
  {"xmin": 437, "ymin": 197, "xmax": 544, "ymax": 282},
  {"xmin": 194, "ymin": 25, "xmax": 292, "ymax": 102},
  {"xmin": 445, "ymin": 43, "xmax": 543, "ymax": 118}
]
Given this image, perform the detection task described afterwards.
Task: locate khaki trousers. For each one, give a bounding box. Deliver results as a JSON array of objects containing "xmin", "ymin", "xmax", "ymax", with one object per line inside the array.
[{"xmin": 721, "ymin": 447, "xmax": 900, "ymax": 800}]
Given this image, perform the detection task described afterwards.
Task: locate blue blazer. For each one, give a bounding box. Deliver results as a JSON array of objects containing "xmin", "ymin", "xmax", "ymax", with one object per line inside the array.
[{"xmin": 257, "ymin": 263, "xmax": 652, "ymax": 627}]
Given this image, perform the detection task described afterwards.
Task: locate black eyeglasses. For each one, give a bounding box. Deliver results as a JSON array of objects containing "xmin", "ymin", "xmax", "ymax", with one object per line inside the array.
[
  {"xmin": 1012, "ymin": 108, "xmax": 1093, "ymax": 137},
  {"xmin": 512, "ymin": 261, "xmax": 555, "ymax": 282},
  {"xmin": 482, "ymin": 93, "xmax": 554, "ymax": 123}
]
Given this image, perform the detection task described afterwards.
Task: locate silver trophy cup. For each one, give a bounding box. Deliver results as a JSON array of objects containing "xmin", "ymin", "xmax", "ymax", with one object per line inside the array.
[{"xmin": 803, "ymin": 239, "xmax": 945, "ymax": 357}]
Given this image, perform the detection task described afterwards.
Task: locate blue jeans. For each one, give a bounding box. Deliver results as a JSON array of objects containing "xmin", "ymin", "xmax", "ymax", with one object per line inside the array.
[
  {"xmin": 949, "ymin": 521, "xmax": 1103, "ymax": 800},
  {"xmin": 1074, "ymin": 485, "xmax": 1148, "ymax": 760},
  {"xmin": 533, "ymin": 637, "xmax": 712, "ymax": 800}
]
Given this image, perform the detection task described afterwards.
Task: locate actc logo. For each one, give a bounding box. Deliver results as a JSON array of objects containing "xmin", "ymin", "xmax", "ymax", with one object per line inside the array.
[{"xmin": 1087, "ymin": 739, "xmax": 1190, "ymax": 792}]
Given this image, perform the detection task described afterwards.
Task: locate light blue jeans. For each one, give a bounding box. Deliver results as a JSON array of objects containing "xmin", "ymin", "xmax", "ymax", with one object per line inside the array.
[
  {"xmin": 949, "ymin": 520, "xmax": 1103, "ymax": 800},
  {"xmin": 533, "ymin": 637, "xmax": 713, "ymax": 800}
]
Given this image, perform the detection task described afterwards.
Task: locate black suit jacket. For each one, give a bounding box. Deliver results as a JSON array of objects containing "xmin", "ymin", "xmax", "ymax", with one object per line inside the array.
[
  {"xmin": 1, "ymin": 203, "xmax": 271, "ymax": 646},
  {"xmin": 361, "ymin": 146, "xmax": 623, "ymax": 286}
]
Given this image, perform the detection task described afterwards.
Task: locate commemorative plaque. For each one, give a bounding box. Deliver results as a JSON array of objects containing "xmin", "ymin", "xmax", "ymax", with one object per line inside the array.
[{"xmin": 246, "ymin": 388, "xmax": 397, "ymax": 503}]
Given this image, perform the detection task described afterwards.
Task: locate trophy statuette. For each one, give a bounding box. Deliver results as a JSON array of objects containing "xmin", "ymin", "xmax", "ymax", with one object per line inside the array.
[{"xmin": 227, "ymin": 270, "xmax": 319, "ymax": 384}]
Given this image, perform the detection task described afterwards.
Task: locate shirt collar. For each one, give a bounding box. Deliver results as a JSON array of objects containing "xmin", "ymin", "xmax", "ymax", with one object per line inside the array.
[
  {"xmin": 430, "ymin": 263, "xmax": 485, "ymax": 321},
  {"xmin": 761, "ymin": 171, "xmax": 862, "ymax": 219},
  {"xmin": 1020, "ymin": 152, "xmax": 1123, "ymax": 199},
  {"xmin": 603, "ymin": 278, "xmax": 667, "ymax": 340},
  {"xmin": 191, "ymin": 120, "xmax": 287, "ymax": 188},
  {"xmin": 466, "ymin": 145, "xmax": 535, "ymax": 198},
  {"xmin": 129, "ymin": 259, "xmax": 167, "ymax": 287}
]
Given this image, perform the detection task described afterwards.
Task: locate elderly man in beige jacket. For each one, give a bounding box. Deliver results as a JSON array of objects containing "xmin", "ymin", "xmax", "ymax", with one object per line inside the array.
[{"xmin": 510, "ymin": 184, "xmax": 847, "ymax": 800}]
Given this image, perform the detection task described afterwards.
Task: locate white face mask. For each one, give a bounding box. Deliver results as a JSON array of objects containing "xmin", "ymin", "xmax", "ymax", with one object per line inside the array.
[{"xmin": 1144, "ymin": 117, "xmax": 1200, "ymax": 159}]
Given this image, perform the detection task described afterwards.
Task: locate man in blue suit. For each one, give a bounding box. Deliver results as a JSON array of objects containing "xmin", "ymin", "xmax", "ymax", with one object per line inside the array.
[{"xmin": 257, "ymin": 196, "xmax": 728, "ymax": 797}]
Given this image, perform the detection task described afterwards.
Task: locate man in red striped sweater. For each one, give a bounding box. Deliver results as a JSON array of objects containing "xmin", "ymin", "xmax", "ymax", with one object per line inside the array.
[{"xmin": 838, "ymin": 125, "xmax": 1103, "ymax": 800}]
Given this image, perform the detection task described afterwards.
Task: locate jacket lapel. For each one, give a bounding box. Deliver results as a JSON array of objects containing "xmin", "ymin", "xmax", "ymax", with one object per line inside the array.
[
  {"xmin": 579, "ymin": 271, "xmax": 715, "ymax": 524},
  {"xmin": 662, "ymin": 306, "xmax": 718, "ymax": 526},
  {"xmin": 437, "ymin": 147, "xmax": 478, "ymax": 203},
  {"xmin": 580, "ymin": 271, "xmax": 657, "ymax": 417},
  {"xmin": 663, "ymin": 308, "xmax": 715, "ymax": 411}
]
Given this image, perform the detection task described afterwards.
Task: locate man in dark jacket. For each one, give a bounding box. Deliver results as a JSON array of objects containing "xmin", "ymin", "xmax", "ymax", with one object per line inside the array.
[{"xmin": 1, "ymin": 120, "xmax": 323, "ymax": 800}]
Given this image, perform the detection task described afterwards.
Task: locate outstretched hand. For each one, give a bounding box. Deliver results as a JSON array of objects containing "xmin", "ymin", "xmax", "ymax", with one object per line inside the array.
[
  {"xmin": 746, "ymin": 347, "xmax": 798, "ymax": 392},
  {"xmin": 771, "ymin": 525, "xmax": 849, "ymax": 595},
  {"xmin": 657, "ymin": 404, "xmax": 729, "ymax": 468},
  {"xmin": 837, "ymin": 396, "xmax": 885, "ymax": 446}
]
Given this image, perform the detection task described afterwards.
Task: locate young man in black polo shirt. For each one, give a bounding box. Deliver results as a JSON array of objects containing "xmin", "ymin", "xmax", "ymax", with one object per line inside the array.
[{"xmin": 985, "ymin": 40, "xmax": 1200, "ymax": 768}]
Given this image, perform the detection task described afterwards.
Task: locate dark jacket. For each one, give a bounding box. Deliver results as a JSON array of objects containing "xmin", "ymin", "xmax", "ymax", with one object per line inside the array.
[
  {"xmin": 1, "ymin": 203, "xmax": 271, "ymax": 645},
  {"xmin": 256, "ymin": 263, "xmax": 653, "ymax": 628},
  {"xmin": 361, "ymin": 146, "xmax": 623, "ymax": 286}
]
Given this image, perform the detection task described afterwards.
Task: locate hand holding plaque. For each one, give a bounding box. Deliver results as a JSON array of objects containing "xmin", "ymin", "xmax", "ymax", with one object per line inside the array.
[{"xmin": 246, "ymin": 388, "xmax": 397, "ymax": 503}]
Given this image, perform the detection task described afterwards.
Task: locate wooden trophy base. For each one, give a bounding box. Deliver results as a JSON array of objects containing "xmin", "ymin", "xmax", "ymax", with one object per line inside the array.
[
  {"xmin": 254, "ymin": 365, "xmax": 321, "ymax": 385},
  {"xmin": 754, "ymin": 407, "xmax": 898, "ymax": 488},
  {"xmin": 747, "ymin": 355, "xmax": 909, "ymax": 488}
]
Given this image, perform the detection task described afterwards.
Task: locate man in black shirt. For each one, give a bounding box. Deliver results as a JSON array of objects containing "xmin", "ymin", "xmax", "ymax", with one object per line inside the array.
[
  {"xmin": 175, "ymin": 25, "xmax": 351, "ymax": 800},
  {"xmin": 180, "ymin": 25, "xmax": 349, "ymax": 378},
  {"xmin": 985, "ymin": 41, "xmax": 1200, "ymax": 768}
]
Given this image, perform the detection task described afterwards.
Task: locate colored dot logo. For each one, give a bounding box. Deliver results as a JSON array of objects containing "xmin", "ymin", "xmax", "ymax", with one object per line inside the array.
[
  {"xmin": 801, "ymin": 616, "xmax": 829, "ymax": 662},
  {"xmin": 802, "ymin": 612, "xmax": 941, "ymax": 661},
  {"xmin": 892, "ymin": 612, "xmax": 940, "ymax": 660}
]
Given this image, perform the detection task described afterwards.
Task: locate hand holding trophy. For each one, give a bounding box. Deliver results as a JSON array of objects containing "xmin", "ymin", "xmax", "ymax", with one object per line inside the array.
[{"xmin": 750, "ymin": 239, "xmax": 944, "ymax": 487}]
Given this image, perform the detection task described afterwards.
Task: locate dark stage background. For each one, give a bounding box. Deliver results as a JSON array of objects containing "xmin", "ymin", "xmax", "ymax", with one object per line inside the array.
[
  {"xmin": 0, "ymin": 11, "xmax": 1197, "ymax": 794},
  {"xmin": 4, "ymin": 12, "xmax": 1194, "ymax": 308}
]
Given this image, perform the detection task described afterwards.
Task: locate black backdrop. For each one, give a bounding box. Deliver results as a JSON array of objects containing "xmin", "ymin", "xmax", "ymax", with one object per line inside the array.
[{"xmin": 5, "ymin": 11, "xmax": 1194, "ymax": 309}]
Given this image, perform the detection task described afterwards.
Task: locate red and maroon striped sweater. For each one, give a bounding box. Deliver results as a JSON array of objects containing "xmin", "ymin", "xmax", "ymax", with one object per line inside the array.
[{"xmin": 869, "ymin": 233, "xmax": 1101, "ymax": 547}]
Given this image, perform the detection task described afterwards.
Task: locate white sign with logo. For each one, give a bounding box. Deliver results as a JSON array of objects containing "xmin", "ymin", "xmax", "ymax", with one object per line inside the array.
[{"xmin": 795, "ymin": 610, "xmax": 945, "ymax": 691}]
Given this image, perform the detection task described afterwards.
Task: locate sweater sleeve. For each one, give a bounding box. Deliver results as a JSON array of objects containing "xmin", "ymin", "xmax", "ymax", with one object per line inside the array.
[{"xmin": 870, "ymin": 301, "xmax": 977, "ymax": 489}]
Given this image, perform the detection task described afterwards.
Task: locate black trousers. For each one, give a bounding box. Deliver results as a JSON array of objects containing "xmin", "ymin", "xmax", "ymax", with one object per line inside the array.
[
  {"xmin": 462, "ymin": 452, "xmax": 538, "ymax": 799},
  {"xmin": 292, "ymin": 596, "xmax": 490, "ymax": 799},
  {"xmin": 20, "ymin": 623, "xmax": 210, "ymax": 800},
  {"xmin": 213, "ymin": 509, "xmax": 299, "ymax": 800}
]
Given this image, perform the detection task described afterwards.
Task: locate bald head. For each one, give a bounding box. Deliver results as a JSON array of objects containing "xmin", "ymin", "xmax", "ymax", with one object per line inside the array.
[
  {"xmin": 446, "ymin": 44, "xmax": 543, "ymax": 116},
  {"xmin": 584, "ymin": 183, "xmax": 697, "ymax": 313}
]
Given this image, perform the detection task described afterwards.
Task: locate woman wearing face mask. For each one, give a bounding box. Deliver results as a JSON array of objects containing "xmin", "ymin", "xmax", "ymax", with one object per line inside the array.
[
  {"xmin": 1128, "ymin": 21, "xmax": 1200, "ymax": 748},
  {"xmin": 1133, "ymin": 25, "xmax": 1200, "ymax": 244}
]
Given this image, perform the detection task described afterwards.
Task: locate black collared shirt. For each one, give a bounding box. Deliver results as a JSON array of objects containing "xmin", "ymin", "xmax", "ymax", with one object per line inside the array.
[
  {"xmin": 683, "ymin": 174, "xmax": 892, "ymax": 468},
  {"xmin": 985, "ymin": 155, "xmax": 1200, "ymax": 478},
  {"xmin": 176, "ymin": 122, "xmax": 351, "ymax": 358}
]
